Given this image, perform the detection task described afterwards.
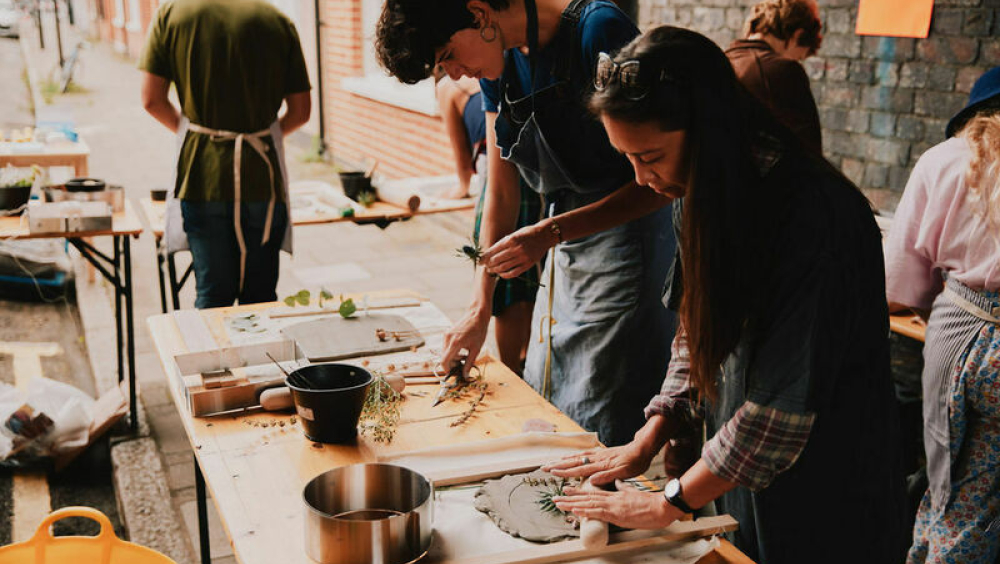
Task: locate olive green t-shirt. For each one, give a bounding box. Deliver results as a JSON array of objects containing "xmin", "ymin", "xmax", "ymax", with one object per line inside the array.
[{"xmin": 140, "ymin": 0, "xmax": 311, "ymax": 202}]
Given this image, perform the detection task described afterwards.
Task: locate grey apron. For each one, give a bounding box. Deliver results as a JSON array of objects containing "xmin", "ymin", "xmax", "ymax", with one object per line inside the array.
[
  {"xmin": 495, "ymin": 0, "xmax": 676, "ymax": 446},
  {"xmin": 922, "ymin": 277, "xmax": 1000, "ymax": 511}
]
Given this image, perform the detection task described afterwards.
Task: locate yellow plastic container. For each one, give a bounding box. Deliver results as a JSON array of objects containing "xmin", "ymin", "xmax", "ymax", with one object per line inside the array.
[{"xmin": 0, "ymin": 507, "xmax": 177, "ymax": 564}]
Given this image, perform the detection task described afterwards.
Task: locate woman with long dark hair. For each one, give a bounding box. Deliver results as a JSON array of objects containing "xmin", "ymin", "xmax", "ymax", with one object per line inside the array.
[
  {"xmin": 376, "ymin": 0, "xmax": 677, "ymax": 446},
  {"xmin": 548, "ymin": 26, "xmax": 908, "ymax": 563}
]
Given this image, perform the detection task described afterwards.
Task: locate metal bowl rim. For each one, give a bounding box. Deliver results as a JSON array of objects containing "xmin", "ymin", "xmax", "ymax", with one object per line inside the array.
[{"xmin": 302, "ymin": 463, "xmax": 433, "ymax": 520}]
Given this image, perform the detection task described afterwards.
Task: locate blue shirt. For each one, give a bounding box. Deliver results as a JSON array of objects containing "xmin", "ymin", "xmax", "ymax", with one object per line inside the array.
[{"xmin": 480, "ymin": 1, "xmax": 637, "ymax": 113}]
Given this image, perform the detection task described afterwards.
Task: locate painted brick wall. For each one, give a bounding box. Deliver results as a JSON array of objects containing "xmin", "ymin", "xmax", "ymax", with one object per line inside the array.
[
  {"xmin": 318, "ymin": 0, "xmax": 453, "ymax": 179},
  {"xmin": 639, "ymin": 0, "xmax": 1000, "ymax": 210}
]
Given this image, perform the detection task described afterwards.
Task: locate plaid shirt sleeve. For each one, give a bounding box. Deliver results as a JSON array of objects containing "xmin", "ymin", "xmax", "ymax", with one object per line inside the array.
[
  {"xmin": 644, "ymin": 329, "xmax": 701, "ymax": 428},
  {"xmin": 702, "ymin": 401, "xmax": 816, "ymax": 491}
]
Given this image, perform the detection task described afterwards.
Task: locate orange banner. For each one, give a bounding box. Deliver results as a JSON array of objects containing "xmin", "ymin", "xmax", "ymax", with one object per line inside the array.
[{"xmin": 856, "ymin": 0, "xmax": 934, "ymax": 38}]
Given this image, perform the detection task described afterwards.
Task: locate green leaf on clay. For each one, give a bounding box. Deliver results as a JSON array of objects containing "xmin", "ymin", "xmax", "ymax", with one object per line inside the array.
[{"xmin": 283, "ymin": 296, "xmax": 297, "ymax": 307}]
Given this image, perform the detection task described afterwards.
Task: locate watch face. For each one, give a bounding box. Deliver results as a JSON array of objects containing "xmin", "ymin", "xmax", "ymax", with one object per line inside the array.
[{"xmin": 665, "ymin": 479, "xmax": 681, "ymax": 498}]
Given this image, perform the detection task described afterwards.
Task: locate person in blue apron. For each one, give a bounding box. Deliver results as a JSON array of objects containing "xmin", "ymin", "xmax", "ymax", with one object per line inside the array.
[
  {"xmin": 885, "ymin": 67, "xmax": 1000, "ymax": 564},
  {"xmin": 376, "ymin": 0, "xmax": 678, "ymax": 446},
  {"xmin": 547, "ymin": 27, "xmax": 908, "ymax": 564},
  {"xmin": 140, "ymin": 0, "xmax": 312, "ymax": 309}
]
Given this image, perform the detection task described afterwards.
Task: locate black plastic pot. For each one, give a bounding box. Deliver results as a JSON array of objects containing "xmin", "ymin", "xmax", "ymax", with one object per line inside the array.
[
  {"xmin": 337, "ymin": 171, "xmax": 373, "ymax": 202},
  {"xmin": 286, "ymin": 363, "xmax": 373, "ymax": 444},
  {"xmin": 0, "ymin": 185, "xmax": 32, "ymax": 215}
]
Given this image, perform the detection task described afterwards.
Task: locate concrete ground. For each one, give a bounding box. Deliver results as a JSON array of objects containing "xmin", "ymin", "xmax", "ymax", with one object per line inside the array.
[
  {"xmin": 11, "ymin": 11, "xmax": 480, "ymax": 564},
  {"xmin": 0, "ymin": 31, "xmax": 125, "ymax": 546}
]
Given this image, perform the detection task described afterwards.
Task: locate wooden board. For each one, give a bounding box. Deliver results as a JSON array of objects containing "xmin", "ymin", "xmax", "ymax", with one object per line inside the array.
[
  {"xmin": 281, "ymin": 313, "xmax": 424, "ymax": 362},
  {"xmin": 145, "ymin": 294, "xmax": 755, "ymax": 564},
  {"xmin": 890, "ymin": 312, "xmax": 926, "ymax": 343}
]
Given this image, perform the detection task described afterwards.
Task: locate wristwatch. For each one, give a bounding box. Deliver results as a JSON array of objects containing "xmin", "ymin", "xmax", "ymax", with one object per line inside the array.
[{"xmin": 662, "ymin": 478, "xmax": 697, "ymax": 514}]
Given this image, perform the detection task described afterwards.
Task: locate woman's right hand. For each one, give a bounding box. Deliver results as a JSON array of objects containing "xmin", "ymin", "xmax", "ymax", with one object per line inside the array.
[
  {"xmin": 440, "ymin": 307, "xmax": 491, "ymax": 376},
  {"xmin": 542, "ymin": 442, "xmax": 656, "ymax": 487}
]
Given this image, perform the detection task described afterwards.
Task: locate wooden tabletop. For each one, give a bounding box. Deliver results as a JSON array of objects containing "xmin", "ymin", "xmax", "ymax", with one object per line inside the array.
[
  {"xmin": 0, "ymin": 198, "xmax": 143, "ymax": 239},
  {"xmin": 146, "ymin": 293, "xmax": 753, "ymax": 564},
  {"xmin": 890, "ymin": 312, "xmax": 926, "ymax": 343},
  {"xmin": 0, "ymin": 140, "xmax": 90, "ymax": 176},
  {"xmin": 140, "ymin": 193, "xmax": 474, "ymax": 238}
]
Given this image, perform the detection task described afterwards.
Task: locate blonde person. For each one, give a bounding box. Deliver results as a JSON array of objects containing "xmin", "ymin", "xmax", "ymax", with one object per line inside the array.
[{"xmin": 885, "ymin": 67, "xmax": 1000, "ymax": 564}]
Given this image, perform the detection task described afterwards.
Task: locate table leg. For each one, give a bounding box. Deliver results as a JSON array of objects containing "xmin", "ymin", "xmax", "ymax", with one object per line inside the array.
[
  {"xmin": 156, "ymin": 237, "xmax": 168, "ymax": 314},
  {"xmin": 194, "ymin": 457, "xmax": 211, "ymax": 564},
  {"xmin": 113, "ymin": 237, "xmax": 124, "ymax": 387},
  {"xmin": 123, "ymin": 236, "xmax": 137, "ymax": 433},
  {"xmin": 167, "ymin": 252, "xmax": 181, "ymax": 311}
]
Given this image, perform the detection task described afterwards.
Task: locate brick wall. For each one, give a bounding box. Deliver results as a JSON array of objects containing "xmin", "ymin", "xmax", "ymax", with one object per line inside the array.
[
  {"xmin": 318, "ymin": 0, "xmax": 453, "ymax": 179},
  {"xmin": 639, "ymin": 0, "xmax": 1000, "ymax": 210}
]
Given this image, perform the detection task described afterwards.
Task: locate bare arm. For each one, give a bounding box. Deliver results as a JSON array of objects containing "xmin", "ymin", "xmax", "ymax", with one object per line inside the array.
[
  {"xmin": 140, "ymin": 71, "xmax": 180, "ymax": 133},
  {"xmin": 441, "ymin": 111, "xmax": 521, "ymax": 373},
  {"xmin": 485, "ymin": 181, "xmax": 673, "ymax": 279},
  {"xmin": 279, "ymin": 92, "xmax": 311, "ymax": 137}
]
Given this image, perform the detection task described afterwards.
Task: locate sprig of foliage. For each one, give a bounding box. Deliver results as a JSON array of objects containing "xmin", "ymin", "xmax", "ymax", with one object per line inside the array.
[
  {"xmin": 455, "ymin": 238, "xmax": 544, "ymax": 288},
  {"xmin": 358, "ymin": 374, "xmax": 401, "ymax": 443},
  {"xmin": 536, "ymin": 481, "xmax": 567, "ymax": 516}
]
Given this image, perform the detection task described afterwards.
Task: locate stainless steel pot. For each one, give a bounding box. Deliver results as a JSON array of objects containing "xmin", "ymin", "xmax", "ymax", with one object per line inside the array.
[{"xmin": 304, "ymin": 464, "xmax": 433, "ymax": 564}]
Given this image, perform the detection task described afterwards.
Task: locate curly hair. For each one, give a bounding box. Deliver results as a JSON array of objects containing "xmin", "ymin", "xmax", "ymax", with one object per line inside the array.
[
  {"xmin": 376, "ymin": 0, "xmax": 510, "ymax": 84},
  {"xmin": 960, "ymin": 108, "xmax": 1000, "ymax": 243},
  {"xmin": 743, "ymin": 0, "xmax": 822, "ymax": 54}
]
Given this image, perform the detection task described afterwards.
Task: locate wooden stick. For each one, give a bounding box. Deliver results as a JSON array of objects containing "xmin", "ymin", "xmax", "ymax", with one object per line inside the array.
[{"xmin": 432, "ymin": 516, "xmax": 738, "ymax": 564}]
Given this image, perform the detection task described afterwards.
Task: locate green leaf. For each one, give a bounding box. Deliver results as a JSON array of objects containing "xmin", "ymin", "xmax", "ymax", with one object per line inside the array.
[
  {"xmin": 339, "ymin": 298, "xmax": 357, "ymax": 318},
  {"xmin": 320, "ymin": 288, "xmax": 333, "ymax": 300},
  {"xmin": 283, "ymin": 296, "xmax": 297, "ymax": 307},
  {"xmin": 297, "ymin": 290, "xmax": 311, "ymax": 299},
  {"xmin": 340, "ymin": 207, "xmax": 355, "ymax": 218}
]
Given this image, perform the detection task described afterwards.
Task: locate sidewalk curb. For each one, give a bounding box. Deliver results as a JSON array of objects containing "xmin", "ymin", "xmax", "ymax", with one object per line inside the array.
[{"xmin": 74, "ymin": 254, "xmax": 196, "ymax": 563}]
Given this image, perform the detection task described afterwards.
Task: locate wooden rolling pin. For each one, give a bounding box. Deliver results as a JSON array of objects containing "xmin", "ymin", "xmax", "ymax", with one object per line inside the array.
[
  {"xmin": 375, "ymin": 182, "xmax": 421, "ymax": 212},
  {"xmin": 580, "ymin": 478, "xmax": 609, "ymax": 549}
]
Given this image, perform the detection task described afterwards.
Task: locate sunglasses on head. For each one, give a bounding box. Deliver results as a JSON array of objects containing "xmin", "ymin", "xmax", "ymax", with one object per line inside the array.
[{"xmin": 594, "ymin": 52, "xmax": 674, "ymax": 101}]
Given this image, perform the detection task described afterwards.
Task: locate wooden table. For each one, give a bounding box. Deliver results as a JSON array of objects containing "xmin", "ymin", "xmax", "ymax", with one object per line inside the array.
[
  {"xmin": 139, "ymin": 194, "xmax": 475, "ymax": 313},
  {"xmin": 0, "ymin": 139, "xmax": 90, "ymax": 176},
  {"xmin": 147, "ymin": 295, "xmax": 754, "ymax": 564},
  {"xmin": 890, "ymin": 313, "xmax": 926, "ymax": 343},
  {"xmin": 1, "ymin": 199, "xmax": 143, "ymax": 431}
]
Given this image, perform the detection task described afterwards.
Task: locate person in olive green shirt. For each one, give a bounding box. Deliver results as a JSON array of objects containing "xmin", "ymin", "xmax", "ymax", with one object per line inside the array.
[{"xmin": 140, "ymin": 0, "xmax": 311, "ymax": 308}]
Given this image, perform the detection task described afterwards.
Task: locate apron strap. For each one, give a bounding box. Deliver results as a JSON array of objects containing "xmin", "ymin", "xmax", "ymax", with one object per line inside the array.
[
  {"xmin": 187, "ymin": 122, "xmax": 277, "ymax": 292},
  {"xmin": 944, "ymin": 284, "xmax": 1000, "ymax": 324}
]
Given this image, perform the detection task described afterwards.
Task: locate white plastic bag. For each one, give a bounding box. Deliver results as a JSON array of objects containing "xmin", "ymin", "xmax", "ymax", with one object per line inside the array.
[{"xmin": 0, "ymin": 376, "xmax": 95, "ymax": 462}]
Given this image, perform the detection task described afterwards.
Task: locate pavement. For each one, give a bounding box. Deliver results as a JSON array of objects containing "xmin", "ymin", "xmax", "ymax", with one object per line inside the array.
[{"xmin": 11, "ymin": 12, "xmax": 481, "ymax": 564}]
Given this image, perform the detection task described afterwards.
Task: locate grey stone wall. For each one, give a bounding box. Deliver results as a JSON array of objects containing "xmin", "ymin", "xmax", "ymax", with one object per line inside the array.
[{"xmin": 638, "ymin": 0, "xmax": 1000, "ymax": 210}]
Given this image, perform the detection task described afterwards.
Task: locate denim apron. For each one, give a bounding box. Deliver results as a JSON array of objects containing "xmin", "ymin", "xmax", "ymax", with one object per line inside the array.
[{"xmin": 495, "ymin": 0, "xmax": 676, "ymax": 446}]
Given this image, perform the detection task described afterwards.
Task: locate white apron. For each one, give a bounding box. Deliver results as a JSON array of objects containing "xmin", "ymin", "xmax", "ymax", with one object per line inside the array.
[{"xmin": 164, "ymin": 117, "xmax": 294, "ymax": 289}]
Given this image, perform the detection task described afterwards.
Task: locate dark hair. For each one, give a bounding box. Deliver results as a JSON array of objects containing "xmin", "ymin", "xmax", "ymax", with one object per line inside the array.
[
  {"xmin": 744, "ymin": 0, "xmax": 822, "ymax": 55},
  {"xmin": 376, "ymin": 0, "xmax": 511, "ymax": 84},
  {"xmin": 590, "ymin": 26, "xmax": 785, "ymax": 401}
]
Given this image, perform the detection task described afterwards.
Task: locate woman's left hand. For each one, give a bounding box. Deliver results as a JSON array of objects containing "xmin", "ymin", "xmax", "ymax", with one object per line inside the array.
[
  {"xmin": 482, "ymin": 222, "xmax": 555, "ymax": 279},
  {"xmin": 553, "ymin": 483, "xmax": 684, "ymax": 530}
]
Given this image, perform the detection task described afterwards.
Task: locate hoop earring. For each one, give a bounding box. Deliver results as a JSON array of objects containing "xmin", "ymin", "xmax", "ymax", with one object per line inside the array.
[{"xmin": 480, "ymin": 23, "xmax": 497, "ymax": 42}]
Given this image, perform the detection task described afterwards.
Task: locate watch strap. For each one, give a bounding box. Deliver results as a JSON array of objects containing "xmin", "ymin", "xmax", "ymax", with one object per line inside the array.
[{"xmin": 663, "ymin": 479, "xmax": 696, "ymax": 514}]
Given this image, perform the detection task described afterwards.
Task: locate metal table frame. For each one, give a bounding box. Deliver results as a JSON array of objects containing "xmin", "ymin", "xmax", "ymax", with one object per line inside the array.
[{"xmin": 68, "ymin": 235, "xmax": 138, "ymax": 432}]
